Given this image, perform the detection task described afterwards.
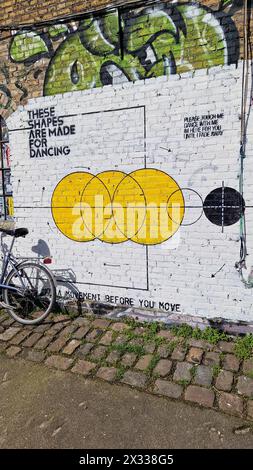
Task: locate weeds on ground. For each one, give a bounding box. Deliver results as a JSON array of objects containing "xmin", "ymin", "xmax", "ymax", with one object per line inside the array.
[
  {"xmin": 166, "ymin": 340, "xmax": 178, "ymax": 355},
  {"xmin": 145, "ymin": 354, "xmax": 160, "ymax": 377},
  {"xmin": 124, "ymin": 317, "xmax": 142, "ymax": 329},
  {"xmin": 190, "ymin": 365, "xmax": 197, "ymax": 379},
  {"xmin": 178, "ymin": 379, "xmax": 190, "ymax": 387},
  {"xmin": 219, "ymin": 352, "xmax": 225, "ymax": 361},
  {"xmin": 110, "ymin": 342, "xmax": 145, "ymax": 356},
  {"xmin": 171, "ymin": 324, "xmax": 229, "ymax": 344},
  {"xmin": 116, "ymin": 365, "xmax": 127, "ymax": 381},
  {"xmin": 147, "ymin": 321, "xmax": 160, "ymax": 336},
  {"xmin": 234, "ymin": 334, "xmax": 253, "ymax": 360},
  {"xmin": 212, "ymin": 364, "xmax": 221, "ymax": 378},
  {"xmin": 124, "ymin": 321, "xmax": 165, "ymax": 347}
]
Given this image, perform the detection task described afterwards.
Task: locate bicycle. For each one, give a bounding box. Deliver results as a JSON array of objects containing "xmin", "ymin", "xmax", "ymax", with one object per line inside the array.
[{"xmin": 0, "ymin": 227, "xmax": 56, "ymax": 325}]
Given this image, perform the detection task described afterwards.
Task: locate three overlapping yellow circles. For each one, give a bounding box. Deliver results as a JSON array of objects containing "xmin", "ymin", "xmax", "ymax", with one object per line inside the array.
[{"xmin": 51, "ymin": 169, "xmax": 185, "ymax": 245}]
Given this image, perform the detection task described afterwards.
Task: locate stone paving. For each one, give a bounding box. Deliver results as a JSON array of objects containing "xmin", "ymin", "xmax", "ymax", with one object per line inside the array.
[{"xmin": 0, "ymin": 311, "xmax": 253, "ymax": 422}]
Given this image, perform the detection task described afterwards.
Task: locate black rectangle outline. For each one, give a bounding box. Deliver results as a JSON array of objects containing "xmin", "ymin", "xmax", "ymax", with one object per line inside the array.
[{"xmin": 9, "ymin": 105, "xmax": 149, "ymax": 292}]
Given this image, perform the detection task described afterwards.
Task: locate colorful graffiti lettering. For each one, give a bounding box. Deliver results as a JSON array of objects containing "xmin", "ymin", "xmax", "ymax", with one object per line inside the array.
[
  {"xmin": 45, "ymin": 3, "xmax": 240, "ymax": 94},
  {"xmin": 7, "ymin": 2, "xmax": 240, "ymax": 99}
]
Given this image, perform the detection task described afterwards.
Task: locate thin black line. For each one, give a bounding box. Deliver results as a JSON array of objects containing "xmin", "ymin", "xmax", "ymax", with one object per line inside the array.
[
  {"xmin": 59, "ymin": 105, "xmax": 145, "ymax": 119},
  {"xmin": 8, "ymin": 106, "xmax": 145, "ymax": 131},
  {"xmin": 8, "ymin": 127, "xmax": 32, "ymax": 132},
  {"xmin": 63, "ymin": 280, "xmax": 149, "ymax": 291},
  {"xmin": 143, "ymin": 106, "xmax": 147, "ymax": 169},
  {"xmin": 0, "ymin": 0, "xmax": 155, "ymax": 32},
  {"xmin": 203, "ymin": 205, "xmax": 244, "ymax": 209},
  {"xmin": 118, "ymin": 7, "xmax": 124, "ymax": 60},
  {"xmin": 222, "ymin": 181, "xmax": 225, "ymax": 234},
  {"xmin": 57, "ymin": 114, "xmax": 79, "ymax": 119},
  {"xmin": 104, "ymin": 263, "xmax": 121, "ymax": 267},
  {"xmin": 171, "ymin": 204, "xmax": 247, "ymax": 209},
  {"xmin": 13, "ymin": 205, "xmax": 253, "ymax": 209},
  {"xmin": 211, "ymin": 263, "xmax": 226, "ymax": 278},
  {"xmin": 146, "ymin": 245, "xmax": 149, "ymax": 291},
  {"xmin": 0, "ymin": 120, "xmax": 7, "ymax": 220}
]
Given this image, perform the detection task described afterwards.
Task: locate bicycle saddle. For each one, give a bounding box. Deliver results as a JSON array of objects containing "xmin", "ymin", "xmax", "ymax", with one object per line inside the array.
[{"xmin": 0, "ymin": 227, "xmax": 29, "ymax": 238}]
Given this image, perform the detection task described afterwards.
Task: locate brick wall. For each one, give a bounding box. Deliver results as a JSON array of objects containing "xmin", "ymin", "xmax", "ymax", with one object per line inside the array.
[
  {"xmin": 0, "ymin": 0, "xmax": 251, "ymax": 118},
  {"xmin": 0, "ymin": 0, "xmax": 123, "ymax": 25},
  {"xmin": 1, "ymin": 0, "xmax": 253, "ymax": 323},
  {"xmin": 0, "ymin": 0, "xmax": 244, "ymax": 26}
]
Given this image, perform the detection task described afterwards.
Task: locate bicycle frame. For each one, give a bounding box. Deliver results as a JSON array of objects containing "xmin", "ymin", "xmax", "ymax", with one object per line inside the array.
[
  {"xmin": 0, "ymin": 228, "xmax": 56, "ymax": 325},
  {"xmin": 0, "ymin": 234, "xmax": 27, "ymax": 295}
]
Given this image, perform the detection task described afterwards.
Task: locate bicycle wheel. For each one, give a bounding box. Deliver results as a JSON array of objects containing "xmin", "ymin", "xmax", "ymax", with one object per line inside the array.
[{"xmin": 3, "ymin": 261, "xmax": 56, "ymax": 325}]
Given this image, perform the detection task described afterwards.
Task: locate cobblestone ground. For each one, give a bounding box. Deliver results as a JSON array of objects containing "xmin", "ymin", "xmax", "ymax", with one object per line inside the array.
[{"xmin": 0, "ymin": 311, "xmax": 253, "ymax": 422}]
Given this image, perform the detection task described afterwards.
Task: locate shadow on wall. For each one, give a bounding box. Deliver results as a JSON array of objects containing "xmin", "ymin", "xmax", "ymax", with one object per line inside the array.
[
  {"xmin": 9, "ymin": 238, "xmax": 118, "ymax": 316},
  {"xmin": 32, "ymin": 239, "xmax": 51, "ymax": 258},
  {"xmin": 31, "ymin": 240, "xmax": 88, "ymax": 313},
  {"xmin": 50, "ymin": 267, "xmax": 94, "ymax": 315}
]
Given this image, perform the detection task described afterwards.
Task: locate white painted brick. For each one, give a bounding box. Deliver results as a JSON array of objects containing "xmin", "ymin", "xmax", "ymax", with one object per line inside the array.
[{"xmin": 6, "ymin": 60, "xmax": 253, "ymax": 322}]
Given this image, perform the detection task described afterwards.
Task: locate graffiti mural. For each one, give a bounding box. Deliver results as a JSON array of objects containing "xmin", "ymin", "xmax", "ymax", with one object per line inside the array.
[
  {"xmin": 0, "ymin": 62, "xmax": 44, "ymax": 114},
  {"xmin": 6, "ymin": 1, "xmax": 241, "ymax": 101},
  {"xmin": 44, "ymin": 3, "xmax": 239, "ymax": 95}
]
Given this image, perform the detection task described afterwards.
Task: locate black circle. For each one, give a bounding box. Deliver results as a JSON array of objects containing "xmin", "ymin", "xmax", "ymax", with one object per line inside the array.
[{"xmin": 203, "ymin": 187, "xmax": 245, "ymax": 226}]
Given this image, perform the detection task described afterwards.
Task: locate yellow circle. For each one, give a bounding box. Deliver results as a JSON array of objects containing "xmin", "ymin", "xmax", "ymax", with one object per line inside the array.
[
  {"xmin": 129, "ymin": 169, "xmax": 185, "ymax": 245},
  {"xmin": 51, "ymin": 169, "xmax": 184, "ymax": 245},
  {"xmin": 112, "ymin": 173, "xmax": 146, "ymax": 241},
  {"xmin": 80, "ymin": 174, "xmax": 111, "ymax": 241},
  {"xmin": 51, "ymin": 172, "xmax": 95, "ymax": 242},
  {"xmin": 96, "ymin": 171, "xmax": 127, "ymax": 243}
]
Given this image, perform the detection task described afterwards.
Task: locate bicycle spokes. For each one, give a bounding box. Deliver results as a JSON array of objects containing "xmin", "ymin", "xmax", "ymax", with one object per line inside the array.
[{"xmin": 4, "ymin": 262, "xmax": 56, "ymax": 324}]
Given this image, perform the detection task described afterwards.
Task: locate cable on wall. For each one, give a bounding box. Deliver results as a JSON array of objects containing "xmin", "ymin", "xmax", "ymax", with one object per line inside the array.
[
  {"xmin": 236, "ymin": 0, "xmax": 253, "ymax": 287},
  {"xmin": 0, "ymin": 0, "xmax": 157, "ymax": 34}
]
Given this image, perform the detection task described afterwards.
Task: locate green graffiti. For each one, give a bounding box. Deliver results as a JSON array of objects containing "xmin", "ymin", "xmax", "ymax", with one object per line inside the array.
[
  {"xmin": 79, "ymin": 16, "xmax": 117, "ymax": 55},
  {"xmin": 9, "ymin": 2, "xmax": 240, "ymax": 96},
  {"xmin": 44, "ymin": 4, "xmax": 239, "ymax": 95},
  {"xmin": 48, "ymin": 24, "xmax": 69, "ymax": 39},
  {"xmin": 124, "ymin": 3, "xmax": 237, "ymax": 74},
  {"xmin": 43, "ymin": 31, "xmax": 148, "ymax": 95},
  {"xmin": 44, "ymin": 33, "xmax": 106, "ymax": 93},
  {"xmin": 10, "ymin": 32, "xmax": 50, "ymax": 63},
  {"xmin": 174, "ymin": 5, "xmax": 228, "ymax": 72}
]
